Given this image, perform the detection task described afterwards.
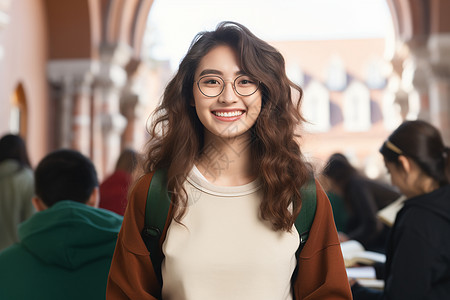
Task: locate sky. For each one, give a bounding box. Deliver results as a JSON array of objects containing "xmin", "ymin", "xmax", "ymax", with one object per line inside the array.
[{"xmin": 144, "ymin": 0, "xmax": 393, "ymax": 69}]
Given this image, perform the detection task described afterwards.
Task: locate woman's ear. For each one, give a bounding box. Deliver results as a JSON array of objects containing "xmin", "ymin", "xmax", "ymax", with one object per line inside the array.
[
  {"xmin": 398, "ymin": 155, "xmax": 411, "ymax": 173},
  {"xmin": 32, "ymin": 197, "xmax": 48, "ymax": 212}
]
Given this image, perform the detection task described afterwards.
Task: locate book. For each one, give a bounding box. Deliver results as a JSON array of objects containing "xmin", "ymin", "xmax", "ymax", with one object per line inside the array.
[
  {"xmin": 377, "ymin": 195, "xmax": 407, "ymax": 227},
  {"xmin": 346, "ymin": 266, "xmax": 376, "ymax": 279},
  {"xmin": 340, "ymin": 240, "xmax": 386, "ymax": 267},
  {"xmin": 356, "ymin": 279, "xmax": 385, "ymax": 290},
  {"xmin": 347, "ymin": 266, "xmax": 385, "ymax": 289}
]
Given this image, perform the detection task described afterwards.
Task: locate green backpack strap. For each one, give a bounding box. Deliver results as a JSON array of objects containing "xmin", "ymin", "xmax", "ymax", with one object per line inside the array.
[
  {"xmin": 295, "ymin": 177, "xmax": 317, "ymax": 252},
  {"xmin": 141, "ymin": 169, "xmax": 171, "ymax": 286}
]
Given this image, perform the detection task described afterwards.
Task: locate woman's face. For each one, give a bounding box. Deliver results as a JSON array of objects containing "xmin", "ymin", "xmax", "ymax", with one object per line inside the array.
[
  {"xmin": 385, "ymin": 159, "xmax": 417, "ymax": 198},
  {"xmin": 192, "ymin": 45, "xmax": 262, "ymax": 141}
]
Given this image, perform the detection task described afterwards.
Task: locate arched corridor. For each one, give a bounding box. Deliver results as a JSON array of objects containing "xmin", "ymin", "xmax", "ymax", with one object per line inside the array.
[{"xmin": 1, "ymin": 0, "xmax": 450, "ymax": 178}]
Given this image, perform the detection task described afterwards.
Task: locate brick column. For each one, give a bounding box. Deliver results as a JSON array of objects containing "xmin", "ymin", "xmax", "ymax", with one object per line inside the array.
[
  {"xmin": 93, "ymin": 42, "xmax": 130, "ymax": 176},
  {"xmin": 47, "ymin": 59, "xmax": 96, "ymax": 156}
]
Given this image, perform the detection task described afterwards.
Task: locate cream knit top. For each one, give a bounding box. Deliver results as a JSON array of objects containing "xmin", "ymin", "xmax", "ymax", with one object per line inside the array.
[{"xmin": 161, "ymin": 167, "xmax": 299, "ymax": 300}]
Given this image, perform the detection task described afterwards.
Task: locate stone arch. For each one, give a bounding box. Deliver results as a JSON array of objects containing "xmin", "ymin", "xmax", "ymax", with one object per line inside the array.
[
  {"xmin": 41, "ymin": 0, "xmax": 155, "ymax": 176},
  {"xmin": 101, "ymin": 0, "xmax": 153, "ymax": 58},
  {"xmin": 4, "ymin": 0, "xmax": 450, "ymax": 172}
]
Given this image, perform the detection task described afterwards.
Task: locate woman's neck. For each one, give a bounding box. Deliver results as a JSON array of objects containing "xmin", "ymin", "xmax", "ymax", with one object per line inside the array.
[
  {"xmin": 408, "ymin": 173, "xmax": 440, "ymax": 198},
  {"xmin": 196, "ymin": 132, "xmax": 256, "ymax": 186},
  {"xmin": 419, "ymin": 177, "xmax": 440, "ymax": 195}
]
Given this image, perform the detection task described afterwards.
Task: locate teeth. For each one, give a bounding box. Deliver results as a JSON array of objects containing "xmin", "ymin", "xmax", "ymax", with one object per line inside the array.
[{"xmin": 214, "ymin": 111, "xmax": 243, "ymax": 117}]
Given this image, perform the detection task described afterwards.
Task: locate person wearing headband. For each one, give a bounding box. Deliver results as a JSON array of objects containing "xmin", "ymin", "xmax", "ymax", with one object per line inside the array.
[{"xmin": 352, "ymin": 120, "xmax": 450, "ymax": 299}]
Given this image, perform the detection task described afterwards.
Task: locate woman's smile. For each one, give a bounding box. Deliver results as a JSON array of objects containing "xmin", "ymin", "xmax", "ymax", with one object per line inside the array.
[{"xmin": 212, "ymin": 109, "xmax": 245, "ymax": 121}]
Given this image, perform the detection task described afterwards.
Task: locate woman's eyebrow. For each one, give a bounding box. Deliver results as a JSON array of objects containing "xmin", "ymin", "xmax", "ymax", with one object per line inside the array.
[
  {"xmin": 198, "ymin": 69, "xmax": 222, "ymax": 77},
  {"xmin": 198, "ymin": 69, "xmax": 246, "ymax": 77}
]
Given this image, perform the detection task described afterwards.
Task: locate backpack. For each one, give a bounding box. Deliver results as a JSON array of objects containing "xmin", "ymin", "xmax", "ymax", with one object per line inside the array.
[{"xmin": 141, "ymin": 169, "xmax": 317, "ymax": 285}]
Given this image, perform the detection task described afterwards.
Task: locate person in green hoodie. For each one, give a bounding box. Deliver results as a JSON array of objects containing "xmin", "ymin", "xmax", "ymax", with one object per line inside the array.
[{"xmin": 0, "ymin": 149, "xmax": 123, "ymax": 300}]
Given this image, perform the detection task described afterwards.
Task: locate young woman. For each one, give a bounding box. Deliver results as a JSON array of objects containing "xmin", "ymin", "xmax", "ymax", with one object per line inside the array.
[
  {"xmin": 352, "ymin": 120, "xmax": 450, "ymax": 299},
  {"xmin": 107, "ymin": 21, "xmax": 351, "ymax": 300}
]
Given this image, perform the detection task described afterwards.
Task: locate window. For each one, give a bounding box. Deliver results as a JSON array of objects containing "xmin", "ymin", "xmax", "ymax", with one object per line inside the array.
[
  {"xmin": 365, "ymin": 58, "xmax": 386, "ymax": 89},
  {"xmin": 326, "ymin": 55, "xmax": 347, "ymax": 91},
  {"xmin": 343, "ymin": 81, "xmax": 371, "ymax": 131},
  {"xmin": 303, "ymin": 81, "xmax": 330, "ymax": 132}
]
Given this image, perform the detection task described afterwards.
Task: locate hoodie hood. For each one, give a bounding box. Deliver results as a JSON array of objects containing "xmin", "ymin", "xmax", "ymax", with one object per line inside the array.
[
  {"xmin": 18, "ymin": 200, "xmax": 123, "ymax": 270},
  {"xmin": 404, "ymin": 184, "xmax": 450, "ymax": 223},
  {"xmin": 0, "ymin": 160, "xmax": 24, "ymax": 178}
]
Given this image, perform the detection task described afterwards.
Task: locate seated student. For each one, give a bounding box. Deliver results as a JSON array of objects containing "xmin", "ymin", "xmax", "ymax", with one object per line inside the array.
[
  {"xmin": 0, "ymin": 149, "xmax": 123, "ymax": 300},
  {"xmin": 352, "ymin": 120, "xmax": 450, "ymax": 299},
  {"xmin": 323, "ymin": 153, "xmax": 400, "ymax": 252}
]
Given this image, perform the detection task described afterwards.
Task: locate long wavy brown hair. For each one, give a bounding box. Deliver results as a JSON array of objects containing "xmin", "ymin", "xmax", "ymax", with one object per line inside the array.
[{"xmin": 145, "ymin": 21, "xmax": 311, "ymax": 231}]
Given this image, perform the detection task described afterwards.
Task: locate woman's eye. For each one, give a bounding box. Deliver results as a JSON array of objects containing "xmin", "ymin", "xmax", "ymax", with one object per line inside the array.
[
  {"xmin": 238, "ymin": 78, "xmax": 254, "ymax": 85},
  {"xmin": 202, "ymin": 77, "xmax": 222, "ymax": 85}
]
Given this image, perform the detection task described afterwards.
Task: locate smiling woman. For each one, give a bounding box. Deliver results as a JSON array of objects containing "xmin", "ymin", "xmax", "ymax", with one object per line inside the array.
[
  {"xmin": 107, "ymin": 21, "xmax": 352, "ymax": 300},
  {"xmin": 192, "ymin": 45, "xmax": 262, "ymax": 144}
]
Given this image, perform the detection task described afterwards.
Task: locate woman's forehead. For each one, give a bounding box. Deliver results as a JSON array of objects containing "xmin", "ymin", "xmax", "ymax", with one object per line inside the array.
[{"xmin": 195, "ymin": 45, "xmax": 241, "ymax": 77}]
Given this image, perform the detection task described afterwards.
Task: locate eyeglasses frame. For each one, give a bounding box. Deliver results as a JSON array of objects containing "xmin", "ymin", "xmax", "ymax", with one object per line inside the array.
[{"xmin": 195, "ymin": 74, "xmax": 260, "ymax": 98}]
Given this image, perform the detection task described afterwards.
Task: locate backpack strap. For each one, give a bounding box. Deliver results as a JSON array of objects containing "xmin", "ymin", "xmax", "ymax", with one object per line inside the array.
[
  {"xmin": 141, "ymin": 169, "xmax": 171, "ymax": 286},
  {"xmin": 295, "ymin": 178, "xmax": 317, "ymax": 252}
]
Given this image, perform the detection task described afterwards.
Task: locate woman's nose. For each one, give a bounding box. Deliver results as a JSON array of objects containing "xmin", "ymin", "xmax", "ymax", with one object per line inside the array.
[{"xmin": 219, "ymin": 82, "xmax": 237, "ymax": 103}]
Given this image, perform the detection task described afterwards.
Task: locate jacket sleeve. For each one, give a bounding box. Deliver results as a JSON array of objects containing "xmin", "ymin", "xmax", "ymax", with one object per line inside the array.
[
  {"xmin": 106, "ymin": 173, "xmax": 162, "ymax": 300},
  {"xmin": 293, "ymin": 180, "xmax": 352, "ymax": 299}
]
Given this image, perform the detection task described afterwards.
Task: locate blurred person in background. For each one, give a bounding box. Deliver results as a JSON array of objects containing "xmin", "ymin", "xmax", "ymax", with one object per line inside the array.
[
  {"xmin": 352, "ymin": 120, "xmax": 450, "ymax": 299},
  {"xmin": 0, "ymin": 149, "xmax": 123, "ymax": 300},
  {"xmin": 0, "ymin": 134, "xmax": 34, "ymax": 251},
  {"xmin": 322, "ymin": 153, "xmax": 400, "ymax": 252},
  {"xmin": 99, "ymin": 148, "xmax": 139, "ymax": 215}
]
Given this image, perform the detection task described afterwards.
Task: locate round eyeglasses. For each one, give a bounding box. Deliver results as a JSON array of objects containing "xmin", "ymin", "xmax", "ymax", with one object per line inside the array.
[{"xmin": 196, "ymin": 75, "xmax": 260, "ymax": 97}]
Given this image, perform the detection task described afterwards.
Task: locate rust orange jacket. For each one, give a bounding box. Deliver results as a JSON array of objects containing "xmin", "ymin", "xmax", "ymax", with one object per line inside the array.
[{"xmin": 106, "ymin": 173, "xmax": 352, "ymax": 300}]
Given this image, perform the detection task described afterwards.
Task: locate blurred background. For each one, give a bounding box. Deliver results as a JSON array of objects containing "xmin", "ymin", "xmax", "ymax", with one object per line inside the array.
[{"xmin": 0, "ymin": 0, "xmax": 449, "ymax": 181}]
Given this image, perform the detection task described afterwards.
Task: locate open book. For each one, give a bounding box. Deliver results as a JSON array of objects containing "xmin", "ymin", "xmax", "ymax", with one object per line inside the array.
[
  {"xmin": 340, "ymin": 240, "xmax": 386, "ymax": 267},
  {"xmin": 346, "ymin": 266, "xmax": 384, "ymax": 289},
  {"xmin": 377, "ymin": 195, "xmax": 407, "ymax": 227}
]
